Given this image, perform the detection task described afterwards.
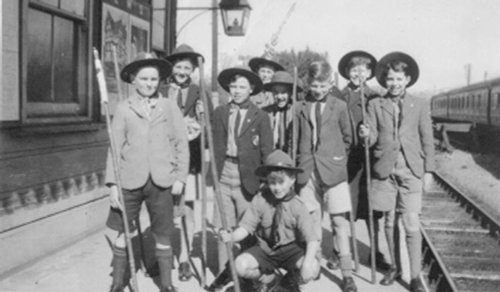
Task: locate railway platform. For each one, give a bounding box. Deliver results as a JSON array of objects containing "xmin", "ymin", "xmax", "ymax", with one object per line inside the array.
[{"xmin": 0, "ymin": 193, "xmax": 413, "ymax": 292}]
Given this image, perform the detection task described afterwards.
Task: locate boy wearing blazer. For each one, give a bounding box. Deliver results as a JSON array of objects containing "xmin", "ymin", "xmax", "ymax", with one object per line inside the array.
[
  {"xmin": 296, "ymin": 61, "xmax": 357, "ymax": 292},
  {"xmin": 360, "ymin": 52, "xmax": 434, "ymax": 292}
]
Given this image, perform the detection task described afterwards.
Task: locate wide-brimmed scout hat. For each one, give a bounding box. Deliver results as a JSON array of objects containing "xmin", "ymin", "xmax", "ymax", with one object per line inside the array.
[
  {"xmin": 248, "ymin": 57, "xmax": 285, "ymax": 73},
  {"xmin": 263, "ymin": 71, "xmax": 304, "ymax": 93},
  {"xmin": 375, "ymin": 51, "xmax": 419, "ymax": 88},
  {"xmin": 255, "ymin": 150, "xmax": 303, "ymax": 177},
  {"xmin": 165, "ymin": 44, "xmax": 204, "ymax": 67},
  {"xmin": 337, "ymin": 50, "xmax": 377, "ymax": 80},
  {"xmin": 217, "ymin": 66, "xmax": 263, "ymax": 95},
  {"xmin": 120, "ymin": 52, "xmax": 172, "ymax": 83}
]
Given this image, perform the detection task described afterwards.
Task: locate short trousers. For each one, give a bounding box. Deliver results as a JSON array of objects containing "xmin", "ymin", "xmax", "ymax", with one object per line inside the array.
[
  {"xmin": 371, "ymin": 152, "xmax": 423, "ymax": 213},
  {"xmin": 244, "ymin": 242, "xmax": 305, "ymax": 275},
  {"xmin": 299, "ymin": 170, "xmax": 352, "ymax": 215},
  {"xmin": 106, "ymin": 178, "xmax": 174, "ymax": 246},
  {"xmin": 213, "ymin": 159, "xmax": 252, "ymax": 229}
]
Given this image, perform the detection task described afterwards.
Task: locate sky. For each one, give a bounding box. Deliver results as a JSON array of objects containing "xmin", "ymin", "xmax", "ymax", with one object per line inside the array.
[{"xmin": 176, "ymin": 0, "xmax": 500, "ymax": 93}]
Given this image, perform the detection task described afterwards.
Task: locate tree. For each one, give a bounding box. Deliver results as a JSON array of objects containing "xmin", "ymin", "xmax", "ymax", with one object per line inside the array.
[{"xmin": 273, "ymin": 47, "xmax": 329, "ymax": 90}]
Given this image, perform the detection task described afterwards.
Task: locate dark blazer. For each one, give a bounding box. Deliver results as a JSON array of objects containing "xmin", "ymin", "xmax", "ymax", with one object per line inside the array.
[
  {"xmin": 366, "ymin": 93, "xmax": 435, "ymax": 179},
  {"xmin": 339, "ymin": 84, "xmax": 379, "ymax": 179},
  {"xmin": 262, "ymin": 103, "xmax": 293, "ymax": 154},
  {"xmin": 212, "ymin": 102, "xmax": 273, "ymax": 195},
  {"xmin": 105, "ymin": 93, "xmax": 189, "ymax": 189},
  {"xmin": 296, "ymin": 92, "xmax": 353, "ymax": 187},
  {"xmin": 164, "ymin": 83, "xmax": 213, "ymax": 174}
]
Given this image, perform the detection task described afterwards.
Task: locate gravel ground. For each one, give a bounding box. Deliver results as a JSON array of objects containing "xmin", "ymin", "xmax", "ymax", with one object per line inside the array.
[{"xmin": 435, "ymin": 149, "xmax": 500, "ymax": 223}]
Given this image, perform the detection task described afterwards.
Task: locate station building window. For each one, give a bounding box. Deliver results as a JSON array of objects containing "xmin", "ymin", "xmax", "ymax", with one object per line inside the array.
[{"xmin": 22, "ymin": 0, "xmax": 91, "ymax": 123}]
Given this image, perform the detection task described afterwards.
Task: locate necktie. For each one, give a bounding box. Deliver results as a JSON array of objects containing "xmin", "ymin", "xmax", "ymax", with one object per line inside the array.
[
  {"xmin": 176, "ymin": 88, "xmax": 184, "ymax": 111},
  {"xmin": 315, "ymin": 101, "xmax": 322, "ymax": 148},
  {"xmin": 234, "ymin": 108, "xmax": 241, "ymax": 138}
]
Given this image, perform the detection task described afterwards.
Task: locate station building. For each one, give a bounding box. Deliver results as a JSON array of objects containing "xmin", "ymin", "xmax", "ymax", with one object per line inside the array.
[{"xmin": 0, "ymin": 0, "xmax": 177, "ymax": 276}]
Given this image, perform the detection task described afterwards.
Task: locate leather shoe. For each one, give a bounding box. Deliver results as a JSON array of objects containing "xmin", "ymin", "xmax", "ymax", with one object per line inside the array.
[
  {"xmin": 410, "ymin": 278, "xmax": 426, "ymax": 292},
  {"xmin": 380, "ymin": 266, "xmax": 401, "ymax": 286},
  {"xmin": 342, "ymin": 276, "xmax": 357, "ymax": 292},
  {"xmin": 326, "ymin": 249, "xmax": 340, "ymax": 270},
  {"xmin": 368, "ymin": 252, "xmax": 391, "ymax": 271},
  {"xmin": 178, "ymin": 262, "xmax": 192, "ymax": 282}
]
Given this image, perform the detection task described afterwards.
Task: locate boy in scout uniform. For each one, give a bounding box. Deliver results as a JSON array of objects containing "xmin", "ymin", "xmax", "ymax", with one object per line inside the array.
[
  {"xmin": 296, "ymin": 60, "xmax": 357, "ymax": 292},
  {"xmin": 262, "ymin": 71, "xmax": 303, "ymax": 154},
  {"xmin": 163, "ymin": 44, "xmax": 213, "ymax": 281},
  {"xmin": 219, "ymin": 150, "xmax": 320, "ymax": 292},
  {"xmin": 248, "ymin": 57, "xmax": 285, "ymax": 108},
  {"xmin": 359, "ymin": 52, "xmax": 434, "ymax": 292},
  {"xmin": 106, "ymin": 53, "xmax": 188, "ymax": 292},
  {"xmin": 330, "ymin": 51, "xmax": 390, "ymax": 271},
  {"xmin": 211, "ymin": 66, "xmax": 274, "ymax": 275}
]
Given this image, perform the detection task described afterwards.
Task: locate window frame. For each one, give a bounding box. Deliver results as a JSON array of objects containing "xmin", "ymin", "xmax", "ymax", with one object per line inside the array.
[{"xmin": 20, "ymin": 0, "xmax": 94, "ymax": 125}]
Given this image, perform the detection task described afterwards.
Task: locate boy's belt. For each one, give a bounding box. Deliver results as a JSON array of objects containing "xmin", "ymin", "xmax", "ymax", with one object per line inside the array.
[{"xmin": 225, "ymin": 155, "xmax": 239, "ymax": 162}]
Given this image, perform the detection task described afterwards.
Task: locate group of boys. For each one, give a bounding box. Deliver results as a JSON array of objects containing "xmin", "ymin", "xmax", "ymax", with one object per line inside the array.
[{"xmin": 105, "ymin": 44, "xmax": 433, "ymax": 292}]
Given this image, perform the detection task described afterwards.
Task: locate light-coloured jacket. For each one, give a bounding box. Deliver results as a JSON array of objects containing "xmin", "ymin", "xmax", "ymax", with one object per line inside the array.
[{"xmin": 105, "ymin": 93, "xmax": 189, "ymax": 189}]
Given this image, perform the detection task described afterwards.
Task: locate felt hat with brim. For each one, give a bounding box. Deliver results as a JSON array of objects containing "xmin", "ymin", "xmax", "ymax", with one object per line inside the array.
[
  {"xmin": 249, "ymin": 57, "xmax": 285, "ymax": 73},
  {"xmin": 263, "ymin": 71, "xmax": 303, "ymax": 93},
  {"xmin": 337, "ymin": 50, "xmax": 377, "ymax": 80},
  {"xmin": 376, "ymin": 52, "xmax": 419, "ymax": 88},
  {"xmin": 255, "ymin": 150, "xmax": 303, "ymax": 177},
  {"xmin": 165, "ymin": 44, "xmax": 204, "ymax": 67},
  {"xmin": 218, "ymin": 66, "xmax": 263, "ymax": 95},
  {"xmin": 120, "ymin": 52, "xmax": 172, "ymax": 83}
]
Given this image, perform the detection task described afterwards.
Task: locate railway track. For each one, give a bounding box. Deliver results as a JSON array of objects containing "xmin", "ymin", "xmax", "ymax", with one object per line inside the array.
[{"xmin": 421, "ymin": 172, "xmax": 500, "ymax": 292}]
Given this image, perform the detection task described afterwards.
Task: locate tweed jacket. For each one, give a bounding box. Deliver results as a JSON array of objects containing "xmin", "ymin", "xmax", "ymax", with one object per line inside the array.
[
  {"xmin": 212, "ymin": 102, "xmax": 273, "ymax": 195},
  {"xmin": 296, "ymin": 92, "xmax": 353, "ymax": 187},
  {"xmin": 105, "ymin": 93, "xmax": 189, "ymax": 190},
  {"xmin": 365, "ymin": 92, "xmax": 435, "ymax": 179}
]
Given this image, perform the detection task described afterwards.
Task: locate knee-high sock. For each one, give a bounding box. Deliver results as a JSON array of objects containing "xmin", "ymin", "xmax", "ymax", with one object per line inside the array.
[
  {"xmin": 111, "ymin": 246, "xmax": 130, "ymax": 288},
  {"xmin": 406, "ymin": 230, "xmax": 422, "ymax": 279},
  {"xmin": 156, "ymin": 247, "xmax": 173, "ymax": 288},
  {"xmin": 339, "ymin": 254, "xmax": 353, "ymax": 278}
]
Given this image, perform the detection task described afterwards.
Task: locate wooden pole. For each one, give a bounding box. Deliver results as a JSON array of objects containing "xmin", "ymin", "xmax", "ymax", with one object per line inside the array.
[
  {"xmin": 291, "ymin": 66, "xmax": 298, "ymax": 162},
  {"xmin": 93, "ymin": 48, "xmax": 139, "ymax": 292},
  {"xmin": 197, "ymin": 56, "xmax": 241, "ymax": 292},
  {"xmin": 199, "ymin": 89, "xmax": 208, "ymax": 288},
  {"xmin": 359, "ymin": 75, "xmax": 376, "ymax": 284}
]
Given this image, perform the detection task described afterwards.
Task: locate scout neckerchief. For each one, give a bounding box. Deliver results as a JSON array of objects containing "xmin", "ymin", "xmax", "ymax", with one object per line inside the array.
[
  {"xmin": 168, "ymin": 75, "xmax": 191, "ymax": 110},
  {"xmin": 270, "ymin": 189, "xmax": 295, "ymax": 248}
]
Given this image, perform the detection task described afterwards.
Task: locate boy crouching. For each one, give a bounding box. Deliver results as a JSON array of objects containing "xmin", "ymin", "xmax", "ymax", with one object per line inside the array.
[{"xmin": 219, "ymin": 150, "xmax": 320, "ymax": 291}]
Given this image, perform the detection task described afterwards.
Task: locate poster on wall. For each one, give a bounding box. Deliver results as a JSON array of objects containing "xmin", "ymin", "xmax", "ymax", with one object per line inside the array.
[{"xmin": 101, "ymin": 0, "xmax": 151, "ymax": 114}]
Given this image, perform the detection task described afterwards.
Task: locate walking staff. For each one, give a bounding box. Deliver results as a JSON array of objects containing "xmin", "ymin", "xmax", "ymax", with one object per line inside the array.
[
  {"xmin": 360, "ymin": 75, "xmax": 377, "ymax": 283},
  {"xmin": 197, "ymin": 57, "xmax": 242, "ymax": 292},
  {"xmin": 93, "ymin": 48, "xmax": 139, "ymax": 292}
]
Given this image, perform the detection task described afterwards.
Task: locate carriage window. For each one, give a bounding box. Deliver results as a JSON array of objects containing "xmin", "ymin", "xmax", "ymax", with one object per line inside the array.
[{"xmin": 23, "ymin": 0, "xmax": 90, "ymax": 123}]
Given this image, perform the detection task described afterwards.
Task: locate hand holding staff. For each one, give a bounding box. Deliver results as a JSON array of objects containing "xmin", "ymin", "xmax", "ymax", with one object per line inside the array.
[
  {"xmin": 93, "ymin": 48, "xmax": 140, "ymax": 292},
  {"xmin": 197, "ymin": 57, "xmax": 242, "ymax": 292}
]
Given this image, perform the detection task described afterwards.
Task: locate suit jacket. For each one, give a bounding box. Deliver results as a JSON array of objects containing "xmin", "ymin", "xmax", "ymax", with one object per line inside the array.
[
  {"xmin": 366, "ymin": 93, "xmax": 435, "ymax": 179},
  {"xmin": 296, "ymin": 92, "xmax": 353, "ymax": 186},
  {"xmin": 105, "ymin": 93, "xmax": 189, "ymax": 189},
  {"xmin": 162, "ymin": 83, "xmax": 214, "ymax": 174},
  {"xmin": 340, "ymin": 84, "xmax": 379, "ymax": 179},
  {"xmin": 212, "ymin": 102, "xmax": 273, "ymax": 195}
]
